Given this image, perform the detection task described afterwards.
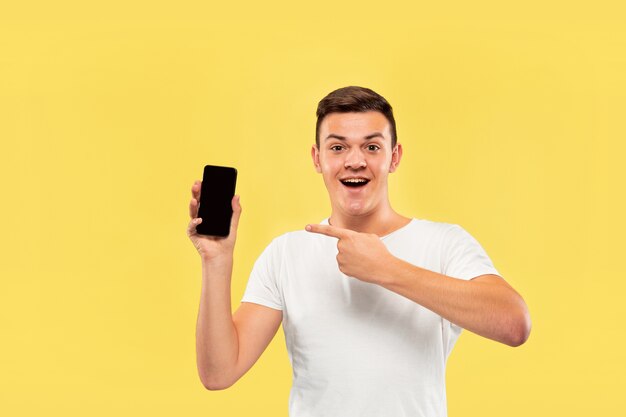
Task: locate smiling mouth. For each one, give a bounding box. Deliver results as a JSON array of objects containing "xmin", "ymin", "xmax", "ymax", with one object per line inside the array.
[{"xmin": 340, "ymin": 178, "xmax": 370, "ymax": 188}]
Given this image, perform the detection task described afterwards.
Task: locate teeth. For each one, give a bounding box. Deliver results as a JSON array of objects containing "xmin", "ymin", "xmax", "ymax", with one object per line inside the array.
[{"xmin": 342, "ymin": 178, "xmax": 368, "ymax": 183}]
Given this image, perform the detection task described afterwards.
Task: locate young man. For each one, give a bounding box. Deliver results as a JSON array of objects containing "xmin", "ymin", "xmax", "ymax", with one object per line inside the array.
[{"xmin": 187, "ymin": 86, "xmax": 531, "ymax": 417}]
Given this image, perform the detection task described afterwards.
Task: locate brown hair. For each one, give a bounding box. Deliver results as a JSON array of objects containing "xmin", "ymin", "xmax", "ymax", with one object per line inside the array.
[{"xmin": 315, "ymin": 86, "xmax": 397, "ymax": 148}]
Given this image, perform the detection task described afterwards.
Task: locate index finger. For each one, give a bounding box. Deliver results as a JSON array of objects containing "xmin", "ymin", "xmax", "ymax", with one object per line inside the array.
[
  {"xmin": 305, "ymin": 224, "xmax": 351, "ymax": 239},
  {"xmin": 191, "ymin": 180, "xmax": 201, "ymax": 200}
]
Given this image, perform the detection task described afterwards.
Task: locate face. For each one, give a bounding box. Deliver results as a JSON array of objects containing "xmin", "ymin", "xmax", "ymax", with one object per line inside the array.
[{"xmin": 312, "ymin": 111, "xmax": 402, "ymax": 217}]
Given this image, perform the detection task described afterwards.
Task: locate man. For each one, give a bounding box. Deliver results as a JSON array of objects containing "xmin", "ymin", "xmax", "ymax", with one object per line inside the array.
[{"xmin": 187, "ymin": 86, "xmax": 531, "ymax": 417}]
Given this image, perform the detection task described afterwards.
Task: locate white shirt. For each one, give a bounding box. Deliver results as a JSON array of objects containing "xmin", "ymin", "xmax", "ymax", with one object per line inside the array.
[{"xmin": 242, "ymin": 218, "xmax": 500, "ymax": 417}]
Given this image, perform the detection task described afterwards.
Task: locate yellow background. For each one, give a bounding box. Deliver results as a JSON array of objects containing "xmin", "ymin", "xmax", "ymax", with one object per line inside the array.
[{"xmin": 1, "ymin": 1, "xmax": 624, "ymax": 415}]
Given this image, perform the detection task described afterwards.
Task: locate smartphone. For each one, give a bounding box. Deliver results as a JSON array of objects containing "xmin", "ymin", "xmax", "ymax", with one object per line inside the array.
[{"xmin": 196, "ymin": 165, "xmax": 238, "ymax": 237}]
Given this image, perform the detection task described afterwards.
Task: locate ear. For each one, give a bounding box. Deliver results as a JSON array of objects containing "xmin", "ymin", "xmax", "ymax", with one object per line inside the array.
[
  {"xmin": 389, "ymin": 143, "xmax": 403, "ymax": 173},
  {"xmin": 311, "ymin": 145, "xmax": 322, "ymax": 173}
]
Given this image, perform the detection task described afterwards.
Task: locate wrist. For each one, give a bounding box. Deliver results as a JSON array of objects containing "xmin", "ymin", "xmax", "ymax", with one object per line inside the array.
[
  {"xmin": 376, "ymin": 254, "xmax": 404, "ymax": 286},
  {"xmin": 201, "ymin": 253, "xmax": 233, "ymax": 269}
]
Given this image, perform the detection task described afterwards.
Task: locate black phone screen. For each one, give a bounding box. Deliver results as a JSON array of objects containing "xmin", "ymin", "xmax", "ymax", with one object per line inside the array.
[{"xmin": 196, "ymin": 165, "xmax": 237, "ymax": 237}]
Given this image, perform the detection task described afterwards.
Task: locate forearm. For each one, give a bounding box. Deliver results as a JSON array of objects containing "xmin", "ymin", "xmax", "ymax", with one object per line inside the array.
[
  {"xmin": 195, "ymin": 255, "xmax": 239, "ymax": 389},
  {"xmin": 378, "ymin": 257, "xmax": 530, "ymax": 346}
]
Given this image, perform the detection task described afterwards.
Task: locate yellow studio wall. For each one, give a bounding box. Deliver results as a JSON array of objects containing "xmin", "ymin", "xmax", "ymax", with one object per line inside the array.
[{"xmin": 1, "ymin": 2, "xmax": 625, "ymax": 416}]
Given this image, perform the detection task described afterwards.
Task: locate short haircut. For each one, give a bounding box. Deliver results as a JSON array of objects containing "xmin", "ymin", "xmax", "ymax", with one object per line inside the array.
[{"xmin": 315, "ymin": 86, "xmax": 397, "ymax": 148}]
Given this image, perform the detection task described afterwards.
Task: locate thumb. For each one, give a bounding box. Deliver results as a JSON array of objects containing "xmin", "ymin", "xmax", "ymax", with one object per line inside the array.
[{"xmin": 229, "ymin": 195, "xmax": 242, "ymax": 236}]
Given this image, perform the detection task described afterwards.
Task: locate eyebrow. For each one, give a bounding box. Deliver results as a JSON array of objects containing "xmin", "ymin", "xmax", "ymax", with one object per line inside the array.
[{"xmin": 324, "ymin": 132, "xmax": 385, "ymax": 141}]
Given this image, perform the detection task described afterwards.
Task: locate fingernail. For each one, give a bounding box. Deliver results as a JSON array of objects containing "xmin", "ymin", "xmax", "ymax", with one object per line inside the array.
[{"xmin": 305, "ymin": 224, "xmax": 311, "ymax": 231}]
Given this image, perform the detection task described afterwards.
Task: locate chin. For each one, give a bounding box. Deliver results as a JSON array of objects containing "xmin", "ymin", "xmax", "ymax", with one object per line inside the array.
[{"xmin": 341, "ymin": 202, "xmax": 371, "ymax": 217}]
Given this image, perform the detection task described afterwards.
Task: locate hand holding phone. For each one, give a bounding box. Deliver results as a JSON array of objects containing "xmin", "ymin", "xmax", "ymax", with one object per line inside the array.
[{"xmin": 187, "ymin": 165, "xmax": 240, "ymax": 260}]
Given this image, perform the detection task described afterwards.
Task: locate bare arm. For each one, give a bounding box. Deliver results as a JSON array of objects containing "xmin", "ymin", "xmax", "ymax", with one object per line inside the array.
[
  {"xmin": 188, "ymin": 181, "xmax": 282, "ymax": 390},
  {"xmin": 380, "ymin": 265, "xmax": 531, "ymax": 347},
  {"xmin": 195, "ymin": 258, "xmax": 282, "ymax": 390},
  {"xmin": 306, "ymin": 223, "xmax": 531, "ymax": 347}
]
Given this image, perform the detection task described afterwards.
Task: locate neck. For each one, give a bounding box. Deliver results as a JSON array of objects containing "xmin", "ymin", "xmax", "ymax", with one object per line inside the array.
[{"xmin": 328, "ymin": 203, "xmax": 411, "ymax": 237}]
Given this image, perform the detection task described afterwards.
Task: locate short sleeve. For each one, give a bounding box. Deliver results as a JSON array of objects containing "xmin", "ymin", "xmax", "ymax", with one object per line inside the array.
[
  {"xmin": 241, "ymin": 238, "xmax": 284, "ymax": 311},
  {"xmin": 442, "ymin": 225, "xmax": 500, "ymax": 281},
  {"xmin": 441, "ymin": 224, "xmax": 501, "ymax": 337}
]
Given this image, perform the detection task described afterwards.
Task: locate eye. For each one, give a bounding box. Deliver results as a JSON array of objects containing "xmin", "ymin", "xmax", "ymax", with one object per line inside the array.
[
  {"xmin": 330, "ymin": 145, "xmax": 344, "ymax": 152},
  {"xmin": 366, "ymin": 144, "xmax": 380, "ymax": 151}
]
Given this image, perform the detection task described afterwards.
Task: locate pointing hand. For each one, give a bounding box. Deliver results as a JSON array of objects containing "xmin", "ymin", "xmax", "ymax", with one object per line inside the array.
[{"xmin": 305, "ymin": 224, "xmax": 394, "ymax": 284}]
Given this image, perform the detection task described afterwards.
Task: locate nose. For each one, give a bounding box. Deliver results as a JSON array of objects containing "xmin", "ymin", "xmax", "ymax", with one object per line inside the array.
[{"xmin": 344, "ymin": 148, "xmax": 367, "ymax": 170}]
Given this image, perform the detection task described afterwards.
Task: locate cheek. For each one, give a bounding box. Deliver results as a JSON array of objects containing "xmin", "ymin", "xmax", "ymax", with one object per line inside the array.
[
  {"xmin": 370, "ymin": 158, "xmax": 391, "ymax": 175},
  {"xmin": 320, "ymin": 158, "xmax": 341, "ymax": 174},
  {"xmin": 319, "ymin": 163, "xmax": 337, "ymax": 184}
]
